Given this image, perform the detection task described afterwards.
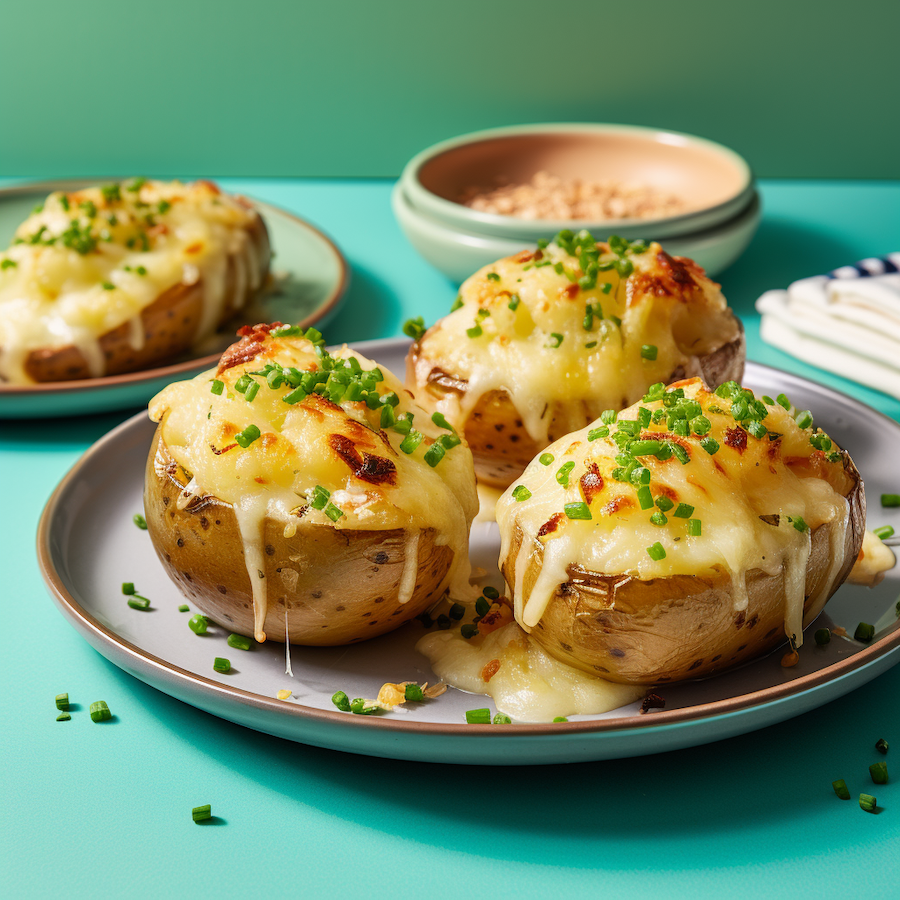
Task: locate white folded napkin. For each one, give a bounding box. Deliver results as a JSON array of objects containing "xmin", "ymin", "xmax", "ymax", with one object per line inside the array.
[{"xmin": 757, "ymin": 254, "xmax": 900, "ymax": 397}]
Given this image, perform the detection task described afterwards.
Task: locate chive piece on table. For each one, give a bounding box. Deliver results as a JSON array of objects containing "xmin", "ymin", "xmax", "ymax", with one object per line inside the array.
[
  {"xmin": 870, "ymin": 762, "xmax": 889, "ymax": 784},
  {"xmin": 331, "ymin": 691, "xmax": 351, "ymax": 712},
  {"xmin": 89, "ymin": 701, "xmax": 111, "ymax": 723},
  {"xmin": 814, "ymin": 628, "xmax": 831, "ymax": 646},
  {"xmin": 832, "ymin": 779, "xmax": 850, "ymax": 800},
  {"xmin": 133, "ymin": 513, "xmax": 147, "ymax": 530},
  {"xmin": 552, "ymin": 717, "xmax": 569, "ymax": 723},
  {"xmin": 192, "ymin": 804, "xmax": 212, "ymax": 823},
  {"xmin": 178, "ymin": 604, "xmax": 190, "ymax": 612},
  {"xmin": 189, "ymin": 614, "xmax": 209, "ymax": 635},
  {"xmin": 56, "ymin": 712, "xmax": 71, "ymax": 722},
  {"xmin": 128, "ymin": 597, "xmax": 151, "ymax": 610},
  {"xmin": 881, "ymin": 494, "xmax": 900, "ymax": 508},
  {"xmin": 493, "ymin": 714, "xmax": 512, "ymax": 725},
  {"xmin": 227, "ymin": 633, "xmax": 252, "ymax": 651},
  {"xmin": 876, "ymin": 738, "xmax": 889, "ymax": 755},
  {"xmin": 854, "ymin": 622, "xmax": 875, "ymax": 642},
  {"xmin": 874, "ymin": 525, "xmax": 895, "ymax": 540},
  {"xmin": 122, "ymin": 582, "xmax": 135, "ymax": 595},
  {"xmin": 55, "ymin": 693, "xmax": 69, "ymax": 710},
  {"xmin": 213, "ymin": 658, "xmax": 231, "ymax": 674},
  {"xmin": 465, "ymin": 708, "xmax": 491, "ymax": 724},
  {"xmin": 859, "ymin": 793, "xmax": 877, "ymax": 813}
]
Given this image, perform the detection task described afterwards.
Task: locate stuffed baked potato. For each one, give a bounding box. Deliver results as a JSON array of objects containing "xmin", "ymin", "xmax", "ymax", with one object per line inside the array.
[
  {"xmin": 406, "ymin": 232, "xmax": 745, "ymax": 488},
  {"xmin": 145, "ymin": 323, "xmax": 478, "ymax": 645},
  {"xmin": 0, "ymin": 178, "xmax": 270, "ymax": 384},
  {"xmin": 496, "ymin": 377, "xmax": 865, "ymax": 684}
]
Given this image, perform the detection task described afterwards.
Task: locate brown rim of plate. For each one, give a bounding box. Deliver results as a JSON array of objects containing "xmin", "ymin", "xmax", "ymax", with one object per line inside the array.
[
  {"xmin": 0, "ymin": 177, "xmax": 349, "ymax": 397},
  {"xmin": 35, "ymin": 392, "xmax": 900, "ymax": 739}
]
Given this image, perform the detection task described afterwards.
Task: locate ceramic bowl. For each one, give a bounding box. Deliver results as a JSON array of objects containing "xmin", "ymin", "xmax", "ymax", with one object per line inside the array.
[
  {"xmin": 393, "ymin": 180, "xmax": 761, "ymax": 283},
  {"xmin": 398, "ymin": 123, "xmax": 756, "ymax": 244}
]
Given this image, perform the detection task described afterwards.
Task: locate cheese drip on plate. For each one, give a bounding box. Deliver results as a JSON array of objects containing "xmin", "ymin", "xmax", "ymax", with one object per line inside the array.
[
  {"xmin": 150, "ymin": 328, "xmax": 479, "ymax": 642},
  {"xmin": 0, "ymin": 179, "xmax": 265, "ymax": 384},
  {"xmin": 408, "ymin": 234, "xmax": 741, "ymax": 447},
  {"xmin": 497, "ymin": 378, "xmax": 858, "ymax": 649}
]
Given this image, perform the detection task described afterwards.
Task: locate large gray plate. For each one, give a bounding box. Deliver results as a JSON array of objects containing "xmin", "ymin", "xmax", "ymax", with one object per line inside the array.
[{"xmin": 38, "ymin": 338, "xmax": 900, "ymax": 764}]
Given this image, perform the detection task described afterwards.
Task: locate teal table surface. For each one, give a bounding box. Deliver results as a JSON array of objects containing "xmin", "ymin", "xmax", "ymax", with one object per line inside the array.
[{"xmin": 2, "ymin": 178, "xmax": 899, "ymax": 900}]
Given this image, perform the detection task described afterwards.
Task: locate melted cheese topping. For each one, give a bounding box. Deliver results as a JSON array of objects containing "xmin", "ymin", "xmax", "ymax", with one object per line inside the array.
[
  {"xmin": 0, "ymin": 179, "xmax": 264, "ymax": 383},
  {"xmin": 149, "ymin": 331, "xmax": 478, "ymax": 642},
  {"xmin": 410, "ymin": 239, "xmax": 740, "ymax": 445},
  {"xmin": 497, "ymin": 378, "xmax": 855, "ymax": 647},
  {"xmin": 848, "ymin": 529, "xmax": 896, "ymax": 586},
  {"xmin": 417, "ymin": 618, "xmax": 643, "ymax": 722}
]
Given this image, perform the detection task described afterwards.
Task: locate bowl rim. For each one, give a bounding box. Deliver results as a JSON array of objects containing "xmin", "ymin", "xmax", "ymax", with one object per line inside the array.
[{"xmin": 401, "ymin": 122, "xmax": 756, "ymax": 240}]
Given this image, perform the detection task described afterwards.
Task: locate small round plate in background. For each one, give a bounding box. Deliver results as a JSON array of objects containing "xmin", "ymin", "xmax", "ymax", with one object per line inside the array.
[
  {"xmin": 37, "ymin": 339, "xmax": 900, "ymax": 765},
  {"xmin": 0, "ymin": 179, "xmax": 349, "ymax": 418}
]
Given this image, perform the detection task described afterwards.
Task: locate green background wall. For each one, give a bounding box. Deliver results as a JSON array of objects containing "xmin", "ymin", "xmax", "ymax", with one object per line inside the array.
[{"xmin": 1, "ymin": 0, "xmax": 897, "ymax": 179}]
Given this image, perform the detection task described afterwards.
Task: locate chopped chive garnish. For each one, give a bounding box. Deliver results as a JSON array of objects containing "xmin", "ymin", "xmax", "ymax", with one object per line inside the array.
[
  {"xmin": 556, "ymin": 461, "xmax": 575, "ymax": 486},
  {"xmin": 55, "ymin": 693, "xmax": 69, "ymax": 710},
  {"xmin": 465, "ymin": 708, "xmax": 491, "ymax": 724},
  {"xmin": 486, "ymin": 272, "xmax": 500, "ymax": 282},
  {"xmin": 460, "ymin": 623, "xmax": 478, "ymax": 639},
  {"xmin": 795, "ymin": 410, "xmax": 813, "ymax": 429},
  {"xmin": 402, "ymin": 316, "xmax": 426, "ymax": 341},
  {"xmin": 244, "ymin": 381, "xmax": 260, "ymax": 402},
  {"xmin": 192, "ymin": 805, "xmax": 212, "ymax": 823},
  {"xmin": 227, "ymin": 633, "xmax": 252, "ymax": 650},
  {"xmin": 832, "ymin": 779, "xmax": 850, "ymax": 800},
  {"xmin": 508, "ymin": 293, "xmax": 520, "ymax": 311},
  {"xmin": 210, "ymin": 379, "xmax": 224, "ymax": 395},
  {"xmin": 874, "ymin": 525, "xmax": 894, "ymax": 540},
  {"xmin": 700, "ymin": 437, "xmax": 719, "ymax": 455},
  {"xmin": 493, "ymin": 714, "xmax": 512, "ymax": 724},
  {"xmin": 431, "ymin": 411, "xmax": 455, "ymax": 431},
  {"xmin": 655, "ymin": 496, "xmax": 674, "ymax": 512},
  {"xmin": 859, "ymin": 793, "xmax": 877, "ymax": 812},
  {"xmin": 512, "ymin": 485, "xmax": 532, "ymax": 502},
  {"xmin": 637, "ymin": 485, "xmax": 653, "ymax": 510},
  {"xmin": 450, "ymin": 296, "xmax": 463, "ymax": 312},
  {"xmin": 640, "ymin": 344, "xmax": 658, "ymax": 361},
  {"xmin": 854, "ymin": 622, "xmax": 875, "ymax": 642},
  {"xmin": 235, "ymin": 424, "xmax": 261, "ymax": 448},
  {"xmin": 546, "ymin": 333, "xmax": 564, "ymax": 349},
  {"xmin": 588, "ymin": 426, "xmax": 609, "ymax": 441},
  {"xmin": 213, "ymin": 658, "xmax": 231, "ymax": 673},
  {"xmin": 687, "ymin": 518, "xmax": 702, "ymax": 536},
  {"xmin": 423, "ymin": 442, "xmax": 446, "ymax": 467},
  {"xmin": 89, "ymin": 701, "xmax": 111, "ymax": 722},
  {"xmin": 600, "ymin": 409, "xmax": 617, "ymax": 425},
  {"xmin": 876, "ymin": 738, "xmax": 889, "ymax": 754},
  {"xmin": 564, "ymin": 501, "xmax": 592, "ymax": 520},
  {"xmin": 483, "ymin": 586, "xmax": 500, "ymax": 600},
  {"xmin": 673, "ymin": 503, "xmax": 694, "ymax": 519},
  {"xmin": 449, "ymin": 603, "xmax": 465, "ymax": 620},
  {"xmin": 466, "ymin": 323, "xmax": 483, "ymax": 338},
  {"xmin": 776, "ymin": 393, "xmax": 791, "ymax": 410},
  {"xmin": 437, "ymin": 615, "xmax": 452, "ymax": 631},
  {"xmin": 552, "ymin": 717, "xmax": 568, "ymax": 722},
  {"xmin": 671, "ymin": 443, "xmax": 690, "ymax": 464},
  {"xmin": 122, "ymin": 582, "xmax": 135, "ymax": 595},
  {"xmin": 234, "ymin": 374, "xmax": 251, "ymax": 393},
  {"xmin": 400, "ymin": 431, "xmax": 423, "ymax": 454},
  {"xmin": 309, "ymin": 485, "xmax": 330, "ymax": 510},
  {"xmin": 539, "ymin": 452, "xmax": 554, "ymax": 466},
  {"xmin": 814, "ymin": 628, "xmax": 831, "ymax": 646},
  {"xmin": 331, "ymin": 691, "xmax": 351, "ymax": 712},
  {"xmin": 869, "ymin": 762, "xmax": 889, "ymax": 784},
  {"xmin": 792, "ymin": 515, "xmax": 809, "ymax": 533},
  {"xmin": 405, "ymin": 683, "xmax": 424, "ymax": 702},
  {"xmin": 350, "ymin": 698, "xmax": 379, "ymax": 715},
  {"xmin": 475, "ymin": 596, "xmax": 491, "ymax": 617},
  {"xmin": 178, "ymin": 604, "xmax": 190, "ymax": 613},
  {"xmin": 127, "ymin": 597, "xmax": 151, "ymax": 610},
  {"xmin": 56, "ymin": 712, "xmax": 71, "ymax": 722},
  {"xmin": 881, "ymin": 494, "xmax": 900, "ymax": 508},
  {"xmin": 133, "ymin": 513, "xmax": 148, "ymax": 530},
  {"xmin": 647, "ymin": 542, "xmax": 666, "ymax": 561},
  {"xmin": 189, "ymin": 614, "xmax": 209, "ymax": 635},
  {"xmin": 650, "ymin": 511, "xmax": 667, "ymax": 526}
]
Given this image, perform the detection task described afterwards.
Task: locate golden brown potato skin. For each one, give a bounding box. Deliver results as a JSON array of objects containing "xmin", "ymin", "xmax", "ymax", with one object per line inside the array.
[
  {"xmin": 144, "ymin": 433, "xmax": 454, "ymax": 645},
  {"xmin": 407, "ymin": 322, "xmax": 746, "ymax": 488},
  {"xmin": 500, "ymin": 452, "xmax": 864, "ymax": 684},
  {"xmin": 21, "ymin": 213, "xmax": 270, "ymax": 383}
]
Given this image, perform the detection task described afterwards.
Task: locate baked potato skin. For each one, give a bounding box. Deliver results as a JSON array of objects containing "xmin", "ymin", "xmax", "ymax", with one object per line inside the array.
[
  {"xmin": 407, "ymin": 324, "xmax": 746, "ymax": 488},
  {"xmin": 145, "ymin": 433, "xmax": 454, "ymax": 645},
  {"xmin": 22, "ymin": 213, "xmax": 270, "ymax": 383},
  {"xmin": 500, "ymin": 451, "xmax": 864, "ymax": 684}
]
